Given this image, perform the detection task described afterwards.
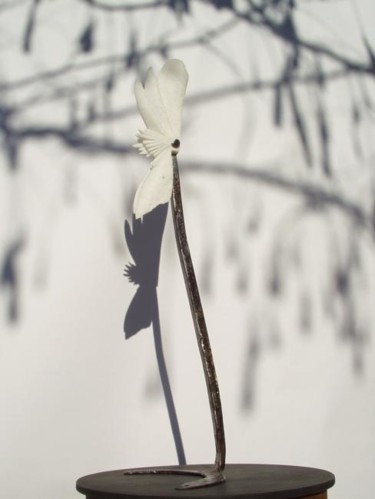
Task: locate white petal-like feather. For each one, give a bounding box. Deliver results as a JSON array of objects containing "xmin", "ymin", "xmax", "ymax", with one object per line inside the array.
[
  {"xmin": 158, "ymin": 60, "xmax": 188, "ymax": 137},
  {"xmin": 134, "ymin": 129, "xmax": 170, "ymax": 158},
  {"xmin": 134, "ymin": 70, "xmax": 172, "ymax": 136},
  {"xmin": 134, "ymin": 60, "xmax": 188, "ymax": 138},
  {"xmin": 133, "ymin": 59, "xmax": 188, "ymax": 219},
  {"xmin": 133, "ymin": 148, "xmax": 173, "ymax": 220}
]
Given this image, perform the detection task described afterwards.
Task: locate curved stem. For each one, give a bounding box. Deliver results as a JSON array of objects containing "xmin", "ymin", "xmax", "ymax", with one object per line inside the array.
[{"xmin": 171, "ymin": 155, "xmax": 226, "ymax": 473}]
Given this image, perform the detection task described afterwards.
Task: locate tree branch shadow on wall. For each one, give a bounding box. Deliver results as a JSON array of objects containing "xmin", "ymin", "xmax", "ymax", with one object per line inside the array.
[
  {"xmin": 1, "ymin": 234, "xmax": 25, "ymax": 323},
  {"xmin": 1, "ymin": 0, "xmax": 373, "ymax": 414}
]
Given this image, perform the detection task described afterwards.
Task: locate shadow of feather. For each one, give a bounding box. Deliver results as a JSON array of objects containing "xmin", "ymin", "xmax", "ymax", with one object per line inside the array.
[{"xmin": 123, "ymin": 203, "xmax": 186, "ymax": 464}]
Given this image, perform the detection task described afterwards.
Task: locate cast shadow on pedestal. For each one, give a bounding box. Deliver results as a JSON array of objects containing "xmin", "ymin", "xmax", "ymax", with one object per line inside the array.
[{"xmin": 123, "ymin": 203, "xmax": 186, "ymax": 465}]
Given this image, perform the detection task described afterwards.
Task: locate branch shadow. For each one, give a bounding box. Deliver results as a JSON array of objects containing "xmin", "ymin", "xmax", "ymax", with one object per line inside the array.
[
  {"xmin": 1, "ymin": 234, "xmax": 25, "ymax": 323},
  {"xmin": 123, "ymin": 203, "xmax": 186, "ymax": 465}
]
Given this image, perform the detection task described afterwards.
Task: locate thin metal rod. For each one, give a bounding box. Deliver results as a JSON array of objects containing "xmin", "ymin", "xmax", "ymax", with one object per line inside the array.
[{"xmin": 171, "ymin": 155, "xmax": 226, "ymax": 473}]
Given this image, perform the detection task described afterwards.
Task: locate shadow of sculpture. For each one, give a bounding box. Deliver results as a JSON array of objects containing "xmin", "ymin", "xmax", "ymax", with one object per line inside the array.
[{"xmin": 123, "ymin": 203, "xmax": 186, "ymax": 465}]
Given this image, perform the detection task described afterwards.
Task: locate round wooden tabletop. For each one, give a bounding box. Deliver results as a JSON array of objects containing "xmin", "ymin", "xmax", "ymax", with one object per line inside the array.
[{"xmin": 76, "ymin": 464, "xmax": 335, "ymax": 499}]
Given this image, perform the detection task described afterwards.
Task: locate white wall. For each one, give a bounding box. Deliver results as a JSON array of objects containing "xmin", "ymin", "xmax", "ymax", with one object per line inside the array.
[{"xmin": 1, "ymin": 2, "xmax": 374, "ymax": 499}]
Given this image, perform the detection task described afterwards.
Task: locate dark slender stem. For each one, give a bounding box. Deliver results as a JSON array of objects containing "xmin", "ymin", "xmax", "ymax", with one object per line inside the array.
[{"xmin": 170, "ymin": 155, "xmax": 226, "ymax": 473}]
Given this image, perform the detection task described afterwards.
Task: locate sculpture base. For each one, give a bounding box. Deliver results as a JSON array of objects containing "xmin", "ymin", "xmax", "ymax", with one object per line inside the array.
[{"xmin": 76, "ymin": 463, "xmax": 335, "ymax": 498}]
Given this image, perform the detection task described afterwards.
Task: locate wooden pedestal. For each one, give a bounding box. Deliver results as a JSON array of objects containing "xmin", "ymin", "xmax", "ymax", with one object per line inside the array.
[{"xmin": 76, "ymin": 463, "xmax": 335, "ymax": 499}]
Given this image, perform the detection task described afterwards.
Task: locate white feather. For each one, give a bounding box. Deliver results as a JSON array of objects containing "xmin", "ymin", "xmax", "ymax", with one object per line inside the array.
[
  {"xmin": 157, "ymin": 60, "xmax": 188, "ymax": 137},
  {"xmin": 133, "ymin": 148, "xmax": 173, "ymax": 220},
  {"xmin": 134, "ymin": 129, "xmax": 170, "ymax": 158},
  {"xmin": 134, "ymin": 60, "xmax": 188, "ymax": 138},
  {"xmin": 134, "ymin": 69, "xmax": 172, "ymax": 136},
  {"xmin": 133, "ymin": 59, "xmax": 188, "ymax": 219}
]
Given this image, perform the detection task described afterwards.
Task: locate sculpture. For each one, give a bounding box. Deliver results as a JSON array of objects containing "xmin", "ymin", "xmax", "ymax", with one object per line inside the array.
[{"xmin": 125, "ymin": 59, "xmax": 226, "ymax": 490}]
